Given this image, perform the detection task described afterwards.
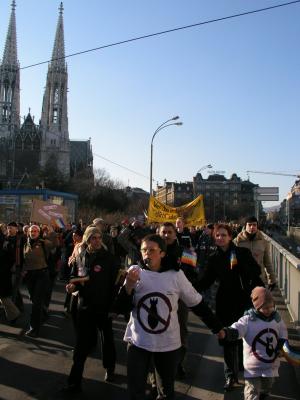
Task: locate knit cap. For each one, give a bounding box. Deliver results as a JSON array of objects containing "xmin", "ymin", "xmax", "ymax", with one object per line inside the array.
[
  {"xmin": 82, "ymin": 226, "xmax": 102, "ymax": 244},
  {"xmin": 251, "ymin": 286, "xmax": 274, "ymax": 310}
]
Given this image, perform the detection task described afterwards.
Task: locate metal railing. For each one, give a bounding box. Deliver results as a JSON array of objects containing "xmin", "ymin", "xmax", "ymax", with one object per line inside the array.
[{"xmin": 263, "ymin": 233, "xmax": 300, "ymax": 325}]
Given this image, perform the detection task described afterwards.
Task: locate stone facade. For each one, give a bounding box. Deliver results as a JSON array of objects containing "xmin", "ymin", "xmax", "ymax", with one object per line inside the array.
[
  {"xmin": 155, "ymin": 173, "xmax": 257, "ymax": 222},
  {"xmin": 0, "ymin": 2, "xmax": 92, "ymax": 188},
  {"xmin": 279, "ymin": 180, "xmax": 300, "ymax": 227}
]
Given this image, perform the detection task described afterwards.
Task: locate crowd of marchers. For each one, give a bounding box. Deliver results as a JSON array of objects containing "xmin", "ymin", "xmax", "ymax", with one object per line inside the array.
[{"xmin": 0, "ymin": 215, "xmax": 287, "ymax": 400}]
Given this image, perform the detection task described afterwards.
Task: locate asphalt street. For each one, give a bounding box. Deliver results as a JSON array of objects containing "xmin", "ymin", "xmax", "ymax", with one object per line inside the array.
[{"xmin": 0, "ymin": 281, "xmax": 299, "ymax": 400}]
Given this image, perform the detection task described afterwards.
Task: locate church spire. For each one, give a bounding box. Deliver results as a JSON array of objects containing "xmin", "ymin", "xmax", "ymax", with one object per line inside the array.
[
  {"xmin": 50, "ymin": 2, "xmax": 66, "ymax": 69},
  {"xmin": 0, "ymin": 0, "xmax": 20, "ymax": 138},
  {"xmin": 2, "ymin": 1, "xmax": 18, "ymax": 66},
  {"xmin": 40, "ymin": 2, "xmax": 70, "ymax": 177}
]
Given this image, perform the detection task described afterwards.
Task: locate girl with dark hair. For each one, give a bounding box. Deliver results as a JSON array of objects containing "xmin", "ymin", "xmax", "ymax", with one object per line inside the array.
[{"xmin": 115, "ymin": 233, "xmax": 223, "ymax": 400}]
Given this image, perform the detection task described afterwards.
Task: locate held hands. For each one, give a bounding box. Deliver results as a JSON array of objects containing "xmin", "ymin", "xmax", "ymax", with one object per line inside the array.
[
  {"xmin": 217, "ymin": 327, "xmax": 239, "ymax": 344},
  {"xmin": 217, "ymin": 329, "xmax": 226, "ymax": 340},
  {"xmin": 66, "ymin": 283, "xmax": 76, "ymax": 294}
]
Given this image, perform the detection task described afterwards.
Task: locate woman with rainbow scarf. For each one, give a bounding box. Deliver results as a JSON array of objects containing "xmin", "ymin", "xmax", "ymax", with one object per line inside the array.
[{"xmin": 197, "ymin": 223, "xmax": 264, "ymax": 392}]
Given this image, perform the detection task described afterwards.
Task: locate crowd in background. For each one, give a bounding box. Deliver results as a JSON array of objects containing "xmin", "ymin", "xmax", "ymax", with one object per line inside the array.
[{"xmin": 0, "ymin": 215, "xmax": 286, "ymax": 400}]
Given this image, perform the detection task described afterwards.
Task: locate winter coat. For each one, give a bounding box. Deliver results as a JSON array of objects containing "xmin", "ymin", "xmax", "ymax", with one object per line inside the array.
[
  {"xmin": 0, "ymin": 233, "xmax": 25, "ymax": 297},
  {"xmin": 23, "ymin": 237, "xmax": 55, "ymax": 271},
  {"xmin": 70, "ymin": 246, "xmax": 118, "ymax": 313},
  {"xmin": 196, "ymin": 233, "xmax": 216, "ymax": 270},
  {"xmin": 234, "ymin": 229, "xmax": 276, "ymax": 285},
  {"xmin": 197, "ymin": 242, "xmax": 264, "ymax": 326}
]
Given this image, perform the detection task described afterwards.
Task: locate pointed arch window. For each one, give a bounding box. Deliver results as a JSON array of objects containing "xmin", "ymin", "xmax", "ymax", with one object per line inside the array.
[
  {"xmin": 52, "ymin": 86, "xmax": 59, "ymax": 123},
  {"xmin": 2, "ymin": 106, "xmax": 8, "ymax": 122},
  {"xmin": 24, "ymin": 136, "xmax": 32, "ymax": 150},
  {"xmin": 33, "ymin": 136, "xmax": 40, "ymax": 150},
  {"xmin": 15, "ymin": 136, "xmax": 22, "ymax": 150},
  {"xmin": 54, "ymin": 87, "xmax": 59, "ymax": 104}
]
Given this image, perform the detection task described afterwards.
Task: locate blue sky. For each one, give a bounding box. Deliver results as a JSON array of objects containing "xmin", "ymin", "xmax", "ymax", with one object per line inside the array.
[{"xmin": 1, "ymin": 0, "xmax": 299, "ymax": 207}]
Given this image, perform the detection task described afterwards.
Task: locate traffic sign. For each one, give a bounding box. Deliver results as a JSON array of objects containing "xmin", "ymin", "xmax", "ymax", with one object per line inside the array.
[
  {"xmin": 256, "ymin": 194, "xmax": 279, "ymax": 201},
  {"xmin": 256, "ymin": 187, "xmax": 279, "ymax": 194}
]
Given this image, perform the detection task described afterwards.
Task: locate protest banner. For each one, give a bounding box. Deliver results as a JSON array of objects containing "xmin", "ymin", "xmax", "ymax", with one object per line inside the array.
[
  {"xmin": 147, "ymin": 195, "xmax": 205, "ymax": 226},
  {"xmin": 30, "ymin": 199, "xmax": 68, "ymax": 228}
]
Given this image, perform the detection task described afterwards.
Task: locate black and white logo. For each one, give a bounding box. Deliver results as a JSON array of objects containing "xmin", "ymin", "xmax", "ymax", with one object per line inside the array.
[
  {"xmin": 252, "ymin": 328, "xmax": 278, "ymax": 363},
  {"xmin": 137, "ymin": 292, "xmax": 172, "ymax": 334}
]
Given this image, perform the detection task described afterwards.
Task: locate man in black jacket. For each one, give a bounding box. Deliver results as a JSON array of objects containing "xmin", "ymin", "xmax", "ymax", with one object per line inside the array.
[
  {"xmin": 64, "ymin": 226, "xmax": 119, "ymax": 394},
  {"xmin": 0, "ymin": 222, "xmax": 25, "ymax": 320}
]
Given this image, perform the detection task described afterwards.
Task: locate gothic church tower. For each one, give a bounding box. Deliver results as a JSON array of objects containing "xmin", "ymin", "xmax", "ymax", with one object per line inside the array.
[
  {"xmin": 40, "ymin": 2, "xmax": 70, "ymax": 177},
  {"xmin": 0, "ymin": 0, "xmax": 20, "ymax": 139}
]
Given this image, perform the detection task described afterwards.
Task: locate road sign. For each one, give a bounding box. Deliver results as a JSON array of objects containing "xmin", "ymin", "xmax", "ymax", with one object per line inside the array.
[
  {"xmin": 256, "ymin": 187, "xmax": 279, "ymax": 194},
  {"xmin": 208, "ymin": 170, "xmax": 226, "ymax": 175},
  {"xmin": 257, "ymin": 194, "xmax": 279, "ymax": 201}
]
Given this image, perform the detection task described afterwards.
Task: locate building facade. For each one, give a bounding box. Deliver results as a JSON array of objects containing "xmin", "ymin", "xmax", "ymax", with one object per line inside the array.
[
  {"xmin": 155, "ymin": 173, "xmax": 257, "ymax": 222},
  {"xmin": 155, "ymin": 180, "xmax": 194, "ymax": 207},
  {"xmin": 279, "ymin": 180, "xmax": 300, "ymax": 227},
  {"xmin": 0, "ymin": 188, "xmax": 78, "ymax": 223},
  {"xmin": 0, "ymin": 2, "xmax": 92, "ymax": 188},
  {"xmin": 70, "ymin": 139, "xmax": 93, "ymax": 178}
]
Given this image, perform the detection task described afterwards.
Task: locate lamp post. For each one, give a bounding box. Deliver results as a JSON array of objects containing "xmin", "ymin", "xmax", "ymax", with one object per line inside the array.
[
  {"xmin": 150, "ymin": 116, "xmax": 183, "ymax": 195},
  {"xmin": 286, "ymin": 195, "xmax": 291, "ymax": 235},
  {"xmin": 194, "ymin": 164, "xmax": 213, "ymax": 198},
  {"xmin": 197, "ymin": 164, "xmax": 213, "ymax": 174}
]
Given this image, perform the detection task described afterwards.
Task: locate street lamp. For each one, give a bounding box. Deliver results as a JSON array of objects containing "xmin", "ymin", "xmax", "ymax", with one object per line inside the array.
[
  {"xmin": 193, "ymin": 164, "xmax": 213, "ymax": 198},
  {"xmin": 197, "ymin": 164, "xmax": 213, "ymax": 174},
  {"xmin": 150, "ymin": 116, "xmax": 183, "ymax": 195}
]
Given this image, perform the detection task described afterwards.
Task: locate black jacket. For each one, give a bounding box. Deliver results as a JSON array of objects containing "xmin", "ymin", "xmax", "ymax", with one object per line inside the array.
[
  {"xmin": 197, "ymin": 242, "xmax": 264, "ymax": 326},
  {"xmin": 70, "ymin": 247, "xmax": 118, "ymax": 313},
  {"xmin": 0, "ymin": 233, "xmax": 25, "ymax": 297}
]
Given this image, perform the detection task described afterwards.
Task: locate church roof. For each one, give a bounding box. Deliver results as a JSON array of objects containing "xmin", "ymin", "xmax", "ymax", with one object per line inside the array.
[
  {"xmin": 20, "ymin": 113, "xmax": 38, "ymax": 135},
  {"xmin": 1, "ymin": 1, "xmax": 18, "ymax": 66},
  {"xmin": 50, "ymin": 2, "xmax": 66, "ymax": 69}
]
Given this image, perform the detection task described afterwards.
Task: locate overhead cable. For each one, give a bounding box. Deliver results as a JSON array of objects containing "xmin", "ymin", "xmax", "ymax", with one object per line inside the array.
[{"xmin": 20, "ymin": 1, "xmax": 300, "ymax": 70}]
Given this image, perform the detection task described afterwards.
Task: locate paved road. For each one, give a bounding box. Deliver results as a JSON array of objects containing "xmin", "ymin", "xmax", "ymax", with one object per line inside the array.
[{"xmin": 0, "ymin": 282, "xmax": 299, "ymax": 400}]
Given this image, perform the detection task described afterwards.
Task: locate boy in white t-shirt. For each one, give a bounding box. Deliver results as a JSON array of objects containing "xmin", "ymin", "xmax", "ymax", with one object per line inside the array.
[
  {"xmin": 115, "ymin": 234, "xmax": 223, "ymax": 400},
  {"xmin": 218, "ymin": 287, "xmax": 288, "ymax": 400}
]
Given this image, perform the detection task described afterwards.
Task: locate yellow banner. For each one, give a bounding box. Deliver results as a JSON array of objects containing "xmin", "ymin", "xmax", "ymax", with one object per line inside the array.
[{"xmin": 147, "ymin": 195, "xmax": 205, "ymax": 226}]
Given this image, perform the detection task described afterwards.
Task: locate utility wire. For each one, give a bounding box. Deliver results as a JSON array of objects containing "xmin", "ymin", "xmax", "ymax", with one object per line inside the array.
[
  {"xmin": 93, "ymin": 152, "xmax": 150, "ymax": 180},
  {"xmin": 20, "ymin": 0, "xmax": 300, "ymax": 70},
  {"xmin": 23, "ymin": 125, "xmax": 150, "ymax": 180}
]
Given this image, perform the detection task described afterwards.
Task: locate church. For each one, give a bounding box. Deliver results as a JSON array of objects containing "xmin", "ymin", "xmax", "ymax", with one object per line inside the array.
[{"xmin": 0, "ymin": 1, "xmax": 93, "ymax": 188}]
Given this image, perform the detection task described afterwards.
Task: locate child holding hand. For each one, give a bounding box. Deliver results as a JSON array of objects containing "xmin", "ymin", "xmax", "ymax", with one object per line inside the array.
[{"xmin": 218, "ymin": 286, "xmax": 288, "ymax": 400}]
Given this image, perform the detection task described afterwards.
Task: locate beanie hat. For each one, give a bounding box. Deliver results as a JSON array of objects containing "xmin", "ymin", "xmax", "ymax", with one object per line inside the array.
[
  {"xmin": 251, "ymin": 286, "xmax": 274, "ymax": 310},
  {"xmin": 83, "ymin": 226, "xmax": 102, "ymax": 244}
]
